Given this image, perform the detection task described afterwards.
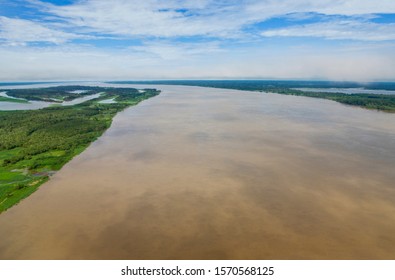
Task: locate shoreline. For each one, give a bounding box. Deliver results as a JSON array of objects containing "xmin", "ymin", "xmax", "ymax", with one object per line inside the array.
[{"xmin": 0, "ymin": 86, "xmax": 160, "ymax": 213}]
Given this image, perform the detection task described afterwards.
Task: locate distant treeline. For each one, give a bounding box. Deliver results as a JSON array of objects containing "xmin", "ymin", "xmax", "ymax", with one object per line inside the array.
[
  {"xmin": 261, "ymin": 88, "xmax": 395, "ymax": 112},
  {"xmin": 109, "ymin": 80, "xmax": 395, "ymax": 91},
  {"xmin": 0, "ymin": 82, "xmax": 51, "ymax": 87},
  {"xmin": 109, "ymin": 80, "xmax": 395, "ymax": 112}
]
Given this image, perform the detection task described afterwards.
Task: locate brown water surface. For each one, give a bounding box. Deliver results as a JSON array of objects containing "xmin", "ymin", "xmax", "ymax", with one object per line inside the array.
[{"xmin": 1, "ymin": 85, "xmax": 395, "ymax": 259}]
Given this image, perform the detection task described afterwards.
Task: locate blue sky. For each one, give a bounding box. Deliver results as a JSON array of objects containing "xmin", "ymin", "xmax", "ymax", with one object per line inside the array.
[{"xmin": 1, "ymin": 0, "xmax": 395, "ymax": 81}]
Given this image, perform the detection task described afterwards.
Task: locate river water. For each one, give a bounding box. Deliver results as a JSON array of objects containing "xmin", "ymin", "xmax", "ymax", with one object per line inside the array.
[{"xmin": 0, "ymin": 85, "xmax": 395, "ymax": 259}]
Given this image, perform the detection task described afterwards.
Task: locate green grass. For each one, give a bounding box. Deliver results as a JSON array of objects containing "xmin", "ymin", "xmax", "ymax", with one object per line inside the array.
[
  {"xmin": 0, "ymin": 177, "xmax": 48, "ymax": 212},
  {"xmin": 0, "ymin": 170, "xmax": 27, "ymax": 183},
  {"xmin": 0, "ymin": 86, "xmax": 160, "ymax": 213}
]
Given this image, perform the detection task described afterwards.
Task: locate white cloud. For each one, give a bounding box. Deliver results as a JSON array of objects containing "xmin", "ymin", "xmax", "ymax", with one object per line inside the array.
[
  {"xmin": 30, "ymin": 0, "xmax": 244, "ymax": 38},
  {"xmin": 0, "ymin": 0, "xmax": 388, "ymax": 46},
  {"xmin": 1, "ymin": 1, "xmax": 395, "ymax": 81},
  {"xmin": 0, "ymin": 16, "xmax": 87, "ymax": 45},
  {"xmin": 22, "ymin": 0, "xmax": 395, "ymax": 41},
  {"xmin": 1, "ymin": 42, "xmax": 394, "ymax": 82},
  {"xmin": 314, "ymin": 0, "xmax": 395, "ymax": 15},
  {"xmin": 261, "ymin": 20, "xmax": 395, "ymax": 41},
  {"xmin": 129, "ymin": 41, "xmax": 223, "ymax": 60},
  {"xmin": 245, "ymin": 0, "xmax": 395, "ymax": 17},
  {"xmin": 0, "ymin": 45, "xmax": 154, "ymax": 80},
  {"xmin": 0, "ymin": 40, "xmax": 225, "ymax": 80}
]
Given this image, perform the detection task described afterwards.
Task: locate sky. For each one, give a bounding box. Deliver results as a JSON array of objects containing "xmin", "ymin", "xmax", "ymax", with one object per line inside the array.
[{"xmin": 1, "ymin": 0, "xmax": 395, "ymax": 81}]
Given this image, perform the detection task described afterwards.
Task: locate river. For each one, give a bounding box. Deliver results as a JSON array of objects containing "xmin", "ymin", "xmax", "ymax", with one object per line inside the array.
[{"xmin": 0, "ymin": 85, "xmax": 394, "ymax": 259}]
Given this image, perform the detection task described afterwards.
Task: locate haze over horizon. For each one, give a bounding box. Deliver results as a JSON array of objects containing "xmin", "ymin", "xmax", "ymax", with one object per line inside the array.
[{"xmin": 1, "ymin": 0, "xmax": 395, "ymax": 82}]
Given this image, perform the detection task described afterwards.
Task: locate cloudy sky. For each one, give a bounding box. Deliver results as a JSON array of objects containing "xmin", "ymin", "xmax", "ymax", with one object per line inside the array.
[{"xmin": 1, "ymin": 0, "xmax": 395, "ymax": 81}]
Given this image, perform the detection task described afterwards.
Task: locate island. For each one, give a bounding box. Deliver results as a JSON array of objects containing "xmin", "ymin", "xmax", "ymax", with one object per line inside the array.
[
  {"xmin": 0, "ymin": 86, "xmax": 160, "ymax": 213},
  {"xmin": 0, "ymin": 96, "xmax": 29, "ymax": 103}
]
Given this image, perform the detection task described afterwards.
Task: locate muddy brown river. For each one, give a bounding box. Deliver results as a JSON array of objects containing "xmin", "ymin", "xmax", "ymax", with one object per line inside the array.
[{"xmin": 1, "ymin": 85, "xmax": 395, "ymax": 259}]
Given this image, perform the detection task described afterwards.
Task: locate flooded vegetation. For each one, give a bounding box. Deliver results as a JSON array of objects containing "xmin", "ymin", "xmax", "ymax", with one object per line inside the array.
[
  {"xmin": 0, "ymin": 85, "xmax": 394, "ymax": 259},
  {"xmin": 0, "ymin": 86, "xmax": 119, "ymax": 111}
]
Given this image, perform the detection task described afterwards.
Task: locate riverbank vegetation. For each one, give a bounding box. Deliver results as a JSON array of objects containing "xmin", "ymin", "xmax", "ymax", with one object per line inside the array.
[
  {"xmin": 259, "ymin": 87, "xmax": 395, "ymax": 112},
  {"xmin": 0, "ymin": 96, "xmax": 29, "ymax": 103},
  {"xmin": 0, "ymin": 86, "xmax": 160, "ymax": 213}
]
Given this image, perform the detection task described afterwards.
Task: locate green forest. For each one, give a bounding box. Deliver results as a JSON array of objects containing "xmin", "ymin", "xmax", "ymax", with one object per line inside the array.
[{"xmin": 0, "ymin": 86, "xmax": 160, "ymax": 213}]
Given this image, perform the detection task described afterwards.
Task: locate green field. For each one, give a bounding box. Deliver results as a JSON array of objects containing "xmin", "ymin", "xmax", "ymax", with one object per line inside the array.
[{"xmin": 0, "ymin": 86, "xmax": 160, "ymax": 213}]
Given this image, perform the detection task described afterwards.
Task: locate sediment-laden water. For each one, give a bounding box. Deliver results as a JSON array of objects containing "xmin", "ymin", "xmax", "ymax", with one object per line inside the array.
[{"xmin": 0, "ymin": 85, "xmax": 395, "ymax": 259}]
